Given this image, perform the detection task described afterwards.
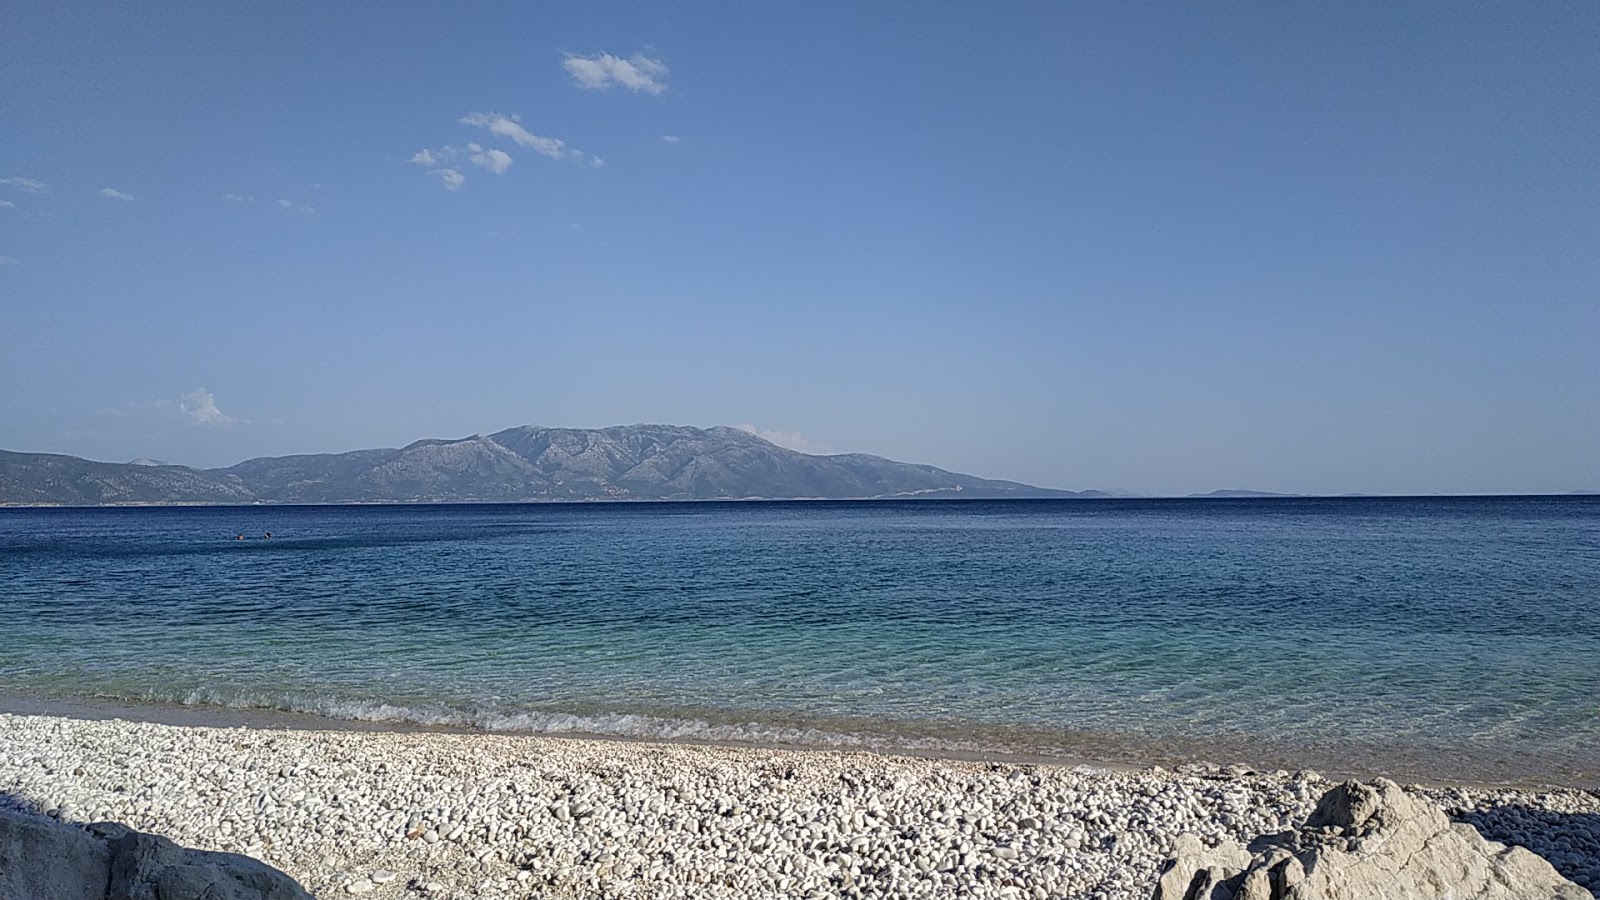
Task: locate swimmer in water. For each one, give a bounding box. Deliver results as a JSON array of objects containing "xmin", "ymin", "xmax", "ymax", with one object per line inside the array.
[
  {"xmin": 235, "ymin": 534, "xmax": 244, "ymax": 541},
  {"xmin": 264, "ymin": 531, "xmax": 272, "ymax": 539}
]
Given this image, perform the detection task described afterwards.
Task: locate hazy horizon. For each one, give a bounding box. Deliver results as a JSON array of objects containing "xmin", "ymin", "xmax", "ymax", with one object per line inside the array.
[{"xmin": 3, "ymin": 3, "xmax": 1595, "ymax": 496}]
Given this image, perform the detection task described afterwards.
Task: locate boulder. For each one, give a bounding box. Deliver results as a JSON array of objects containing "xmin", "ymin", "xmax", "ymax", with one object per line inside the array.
[
  {"xmin": 0, "ymin": 808, "xmax": 110, "ymax": 900},
  {"xmin": 1151, "ymin": 779, "xmax": 1591, "ymax": 900},
  {"xmin": 0, "ymin": 808, "xmax": 311, "ymax": 900}
]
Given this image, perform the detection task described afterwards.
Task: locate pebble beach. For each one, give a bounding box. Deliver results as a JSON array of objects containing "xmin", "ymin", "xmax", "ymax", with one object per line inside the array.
[{"xmin": 3, "ymin": 713, "xmax": 1597, "ymax": 899}]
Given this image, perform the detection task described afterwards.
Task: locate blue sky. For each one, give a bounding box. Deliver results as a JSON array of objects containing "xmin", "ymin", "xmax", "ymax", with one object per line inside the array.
[{"xmin": 2, "ymin": 1, "xmax": 1595, "ymax": 495}]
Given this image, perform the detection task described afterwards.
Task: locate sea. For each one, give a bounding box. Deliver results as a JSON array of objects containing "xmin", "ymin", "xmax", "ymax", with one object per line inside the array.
[{"xmin": 2, "ymin": 497, "xmax": 1597, "ymax": 787}]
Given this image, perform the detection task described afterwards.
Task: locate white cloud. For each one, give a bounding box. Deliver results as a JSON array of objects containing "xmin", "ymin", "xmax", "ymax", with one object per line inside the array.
[
  {"xmin": 180, "ymin": 388, "xmax": 238, "ymax": 426},
  {"xmin": 411, "ymin": 115, "xmax": 574, "ymax": 191},
  {"xmin": 0, "ymin": 176, "xmax": 48, "ymax": 193},
  {"xmin": 735, "ymin": 424, "xmax": 835, "ymax": 455},
  {"xmin": 0, "ymin": 256, "xmax": 17, "ymax": 267},
  {"xmin": 99, "ymin": 187, "xmax": 134, "ymax": 201},
  {"xmin": 408, "ymin": 147, "xmax": 475, "ymax": 190},
  {"xmin": 0, "ymin": 199, "xmax": 13, "ymax": 208},
  {"xmin": 459, "ymin": 112, "xmax": 577, "ymax": 160},
  {"xmin": 469, "ymin": 147, "xmax": 513, "ymax": 174},
  {"xmin": 563, "ymin": 52, "xmax": 669, "ymax": 94},
  {"xmin": 661, "ymin": 135, "xmax": 681, "ymax": 144},
  {"xmin": 276, "ymin": 198, "xmax": 316, "ymax": 214},
  {"xmin": 220, "ymin": 193, "xmax": 255, "ymax": 203},
  {"xmin": 588, "ymin": 155, "xmax": 605, "ymax": 168}
]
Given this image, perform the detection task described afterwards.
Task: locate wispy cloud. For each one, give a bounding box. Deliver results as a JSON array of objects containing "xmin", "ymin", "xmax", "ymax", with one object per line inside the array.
[
  {"xmin": 410, "ymin": 114, "xmax": 578, "ymax": 191},
  {"xmin": 276, "ymin": 198, "xmax": 316, "ymax": 215},
  {"xmin": 661, "ymin": 135, "xmax": 681, "ymax": 144},
  {"xmin": 410, "ymin": 144, "xmax": 510, "ymax": 190},
  {"xmin": 180, "ymin": 388, "xmax": 238, "ymax": 426},
  {"xmin": 0, "ymin": 176, "xmax": 48, "ymax": 193},
  {"xmin": 99, "ymin": 187, "xmax": 134, "ymax": 201},
  {"xmin": 459, "ymin": 112, "xmax": 579, "ymax": 160},
  {"xmin": 469, "ymin": 146, "xmax": 513, "ymax": 174},
  {"xmin": 220, "ymin": 193, "xmax": 255, "ymax": 203},
  {"xmin": 0, "ymin": 199, "xmax": 14, "ymax": 208},
  {"xmin": 563, "ymin": 52, "xmax": 669, "ymax": 94},
  {"xmin": 735, "ymin": 424, "xmax": 835, "ymax": 455},
  {"xmin": 0, "ymin": 256, "xmax": 17, "ymax": 268}
]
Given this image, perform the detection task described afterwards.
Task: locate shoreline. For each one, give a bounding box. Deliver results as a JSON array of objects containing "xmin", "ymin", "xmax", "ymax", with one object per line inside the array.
[
  {"xmin": 3, "ymin": 692, "xmax": 1593, "ymax": 792},
  {"xmin": 2, "ymin": 711, "xmax": 1597, "ymax": 900}
]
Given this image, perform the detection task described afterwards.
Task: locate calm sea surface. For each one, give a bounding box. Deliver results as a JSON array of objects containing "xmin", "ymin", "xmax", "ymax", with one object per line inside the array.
[{"xmin": 2, "ymin": 498, "xmax": 1597, "ymax": 785}]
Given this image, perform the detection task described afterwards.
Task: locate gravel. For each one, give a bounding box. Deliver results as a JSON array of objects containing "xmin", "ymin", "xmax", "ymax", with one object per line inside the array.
[{"xmin": 1, "ymin": 713, "xmax": 1595, "ymax": 899}]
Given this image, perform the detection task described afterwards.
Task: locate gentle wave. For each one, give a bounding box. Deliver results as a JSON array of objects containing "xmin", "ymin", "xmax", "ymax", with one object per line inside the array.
[{"xmin": 168, "ymin": 685, "xmax": 1017, "ymax": 755}]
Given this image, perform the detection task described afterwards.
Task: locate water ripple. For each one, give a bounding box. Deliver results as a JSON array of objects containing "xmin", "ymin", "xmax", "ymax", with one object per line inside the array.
[{"xmin": 1, "ymin": 498, "xmax": 1597, "ymax": 781}]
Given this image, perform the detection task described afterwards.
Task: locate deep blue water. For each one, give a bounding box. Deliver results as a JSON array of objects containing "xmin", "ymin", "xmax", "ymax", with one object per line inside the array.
[{"xmin": 2, "ymin": 498, "xmax": 1597, "ymax": 783}]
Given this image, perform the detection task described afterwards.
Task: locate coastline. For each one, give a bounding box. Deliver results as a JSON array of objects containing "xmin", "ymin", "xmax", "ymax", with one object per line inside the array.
[
  {"xmin": 3, "ymin": 692, "xmax": 1594, "ymax": 792},
  {"xmin": 3, "ymin": 711, "xmax": 1597, "ymax": 900}
]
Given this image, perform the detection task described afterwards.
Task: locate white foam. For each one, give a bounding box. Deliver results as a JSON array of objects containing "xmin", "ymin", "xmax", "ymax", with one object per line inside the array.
[{"xmin": 169, "ymin": 688, "xmax": 1009, "ymax": 755}]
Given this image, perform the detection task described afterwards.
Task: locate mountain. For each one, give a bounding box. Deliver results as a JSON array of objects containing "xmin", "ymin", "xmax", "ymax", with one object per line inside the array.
[
  {"xmin": 1187, "ymin": 489, "xmax": 1303, "ymax": 498},
  {"xmin": 0, "ymin": 450, "xmax": 254, "ymax": 505},
  {"xmin": 2, "ymin": 424, "xmax": 1102, "ymax": 505}
]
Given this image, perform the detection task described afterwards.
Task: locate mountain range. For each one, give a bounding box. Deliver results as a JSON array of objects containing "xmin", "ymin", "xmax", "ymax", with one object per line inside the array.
[{"xmin": 0, "ymin": 424, "xmax": 1100, "ymax": 505}]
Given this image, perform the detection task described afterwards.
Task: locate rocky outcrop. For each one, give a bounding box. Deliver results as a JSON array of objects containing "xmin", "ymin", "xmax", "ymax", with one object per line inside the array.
[
  {"xmin": 1151, "ymin": 778, "xmax": 1590, "ymax": 900},
  {"xmin": 0, "ymin": 807, "xmax": 311, "ymax": 900}
]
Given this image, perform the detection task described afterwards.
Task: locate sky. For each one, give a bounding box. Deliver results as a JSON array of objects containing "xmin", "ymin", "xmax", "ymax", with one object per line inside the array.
[{"xmin": 2, "ymin": 2, "xmax": 1596, "ymax": 495}]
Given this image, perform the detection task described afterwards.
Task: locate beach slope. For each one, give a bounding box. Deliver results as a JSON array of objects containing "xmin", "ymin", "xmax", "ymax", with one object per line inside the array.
[{"xmin": 3, "ymin": 714, "xmax": 1598, "ymax": 899}]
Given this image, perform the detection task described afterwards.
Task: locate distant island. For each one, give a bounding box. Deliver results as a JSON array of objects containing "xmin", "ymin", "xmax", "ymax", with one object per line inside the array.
[
  {"xmin": 1186, "ymin": 489, "xmax": 1303, "ymax": 499},
  {"xmin": 0, "ymin": 424, "xmax": 1107, "ymax": 506}
]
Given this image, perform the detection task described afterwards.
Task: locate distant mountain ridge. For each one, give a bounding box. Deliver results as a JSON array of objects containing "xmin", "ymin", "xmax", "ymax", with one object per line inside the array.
[{"xmin": 1, "ymin": 424, "xmax": 1101, "ymax": 505}]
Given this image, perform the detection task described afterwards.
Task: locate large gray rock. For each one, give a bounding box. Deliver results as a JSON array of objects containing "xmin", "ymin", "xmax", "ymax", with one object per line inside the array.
[
  {"xmin": 1151, "ymin": 778, "xmax": 1591, "ymax": 900},
  {"xmin": 0, "ymin": 808, "xmax": 311, "ymax": 900},
  {"xmin": 0, "ymin": 808, "xmax": 110, "ymax": 900}
]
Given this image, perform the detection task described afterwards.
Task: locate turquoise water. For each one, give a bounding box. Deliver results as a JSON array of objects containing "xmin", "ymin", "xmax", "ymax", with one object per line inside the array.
[{"xmin": 2, "ymin": 498, "xmax": 1597, "ymax": 783}]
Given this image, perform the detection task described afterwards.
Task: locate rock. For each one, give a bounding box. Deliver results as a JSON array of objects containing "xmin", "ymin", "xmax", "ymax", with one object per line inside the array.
[
  {"xmin": 369, "ymin": 869, "xmax": 398, "ymax": 884},
  {"xmin": 0, "ymin": 808, "xmax": 312, "ymax": 900},
  {"xmin": 0, "ymin": 807, "xmax": 111, "ymax": 900},
  {"xmin": 1151, "ymin": 779, "xmax": 1591, "ymax": 899},
  {"xmin": 1152, "ymin": 833, "xmax": 1252, "ymax": 900},
  {"xmin": 344, "ymin": 879, "xmax": 374, "ymax": 894}
]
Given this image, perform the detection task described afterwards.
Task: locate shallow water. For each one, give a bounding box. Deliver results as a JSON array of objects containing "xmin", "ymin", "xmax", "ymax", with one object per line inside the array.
[{"xmin": 2, "ymin": 497, "xmax": 1597, "ymax": 784}]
